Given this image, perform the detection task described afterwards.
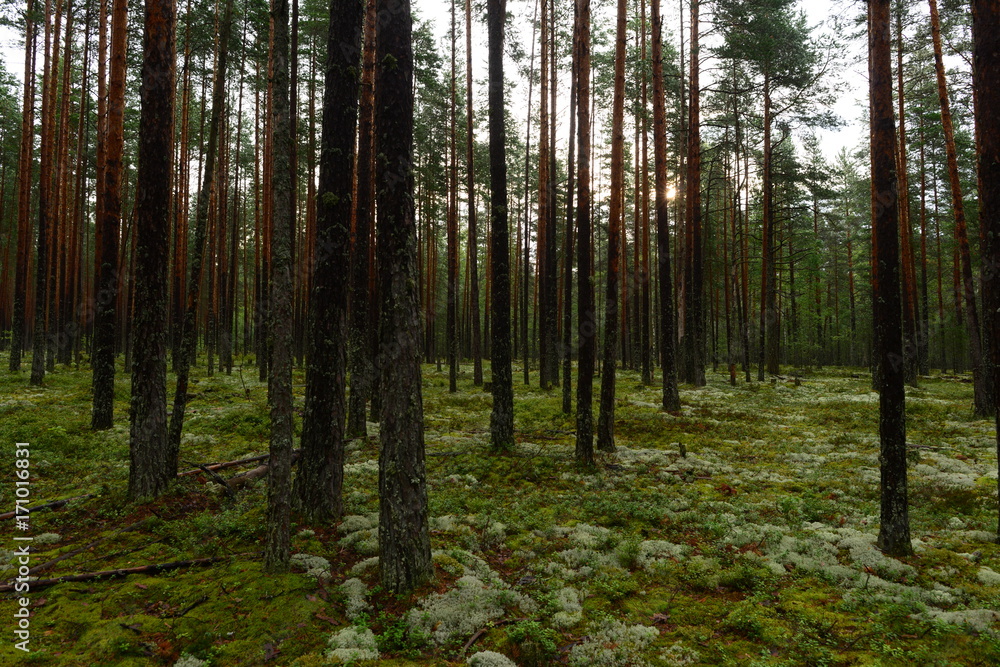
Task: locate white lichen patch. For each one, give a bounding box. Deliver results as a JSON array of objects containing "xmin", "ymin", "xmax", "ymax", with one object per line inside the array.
[
  {"xmin": 340, "ymin": 577, "xmax": 370, "ymax": 620},
  {"xmin": 550, "ymin": 586, "xmax": 583, "ymax": 628},
  {"xmin": 290, "ymin": 553, "xmax": 331, "ymax": 580},
  {"xmin": 339, "ymin": 513, "xmax": 379, "ymax": 556},
  {"xmin": 326, "ymin": 626, "xmax": 380, "ymax": 663},
  {"xmin": 977, "ymin": 567, "xmax": 1000, "ymax": 587},
  {"xmin": 637, "ymin": 540, "xmax": 689, "ymax": 570},
  {"xmin": 568, "ymin": 621, "xmax": 659, "ymax": 667},
  {"xmin": 467, "ymin": 650, "xmax": 518, "ymax": 667},
  {"xmin": 406, "ymin": 575, "xmax": 537, "ymax": 645},
  {"xmin": 914, "ymin": 609, "xmax": 1000, "ymax": 634}
]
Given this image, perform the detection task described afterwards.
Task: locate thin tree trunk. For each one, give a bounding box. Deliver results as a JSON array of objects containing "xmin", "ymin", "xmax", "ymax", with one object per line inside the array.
[
  {"xmin": 562, "ymin": 20, "xmax": 577, "ymax": 415},
  {"xmin": 596, "ymin": 0, "xmax": 628, "ymax": 453},
  {"xmin": 9, "ymin": 0, "xmax": 36, "ymax": 373},
  {"xmin": 466, "ymin": 0, "xmax": 482, "ymax": 387},
  {"xmin": 652, "ymin": 0, "xmax": 679, "ymax": 411},
  {"xmin": 929, "ymin": 0, "xmax": 990, "ymax": 415},
  {"xmin": 683, "ymin": 0, "xmax": 704, "ymax": 386}
]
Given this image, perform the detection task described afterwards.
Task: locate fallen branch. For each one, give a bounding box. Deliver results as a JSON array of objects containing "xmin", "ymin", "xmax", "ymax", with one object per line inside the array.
[
  {"xmin": 0, "ymin": 494, "xmax": 95, "ymax": 521},
  {"xmin": 183, "ymin": 461, "xmax": 236, "ymax": 500},
  {"xmin": 177, "ymin": 453, "xmax": 275, "ymax": 478},
  {"xmin": 0, "ymin": 552, "xmax": 261, "ymax": 592},
  {"xmin": 228, "ymin": 451, "xmax": 300, "ymax": 489}
]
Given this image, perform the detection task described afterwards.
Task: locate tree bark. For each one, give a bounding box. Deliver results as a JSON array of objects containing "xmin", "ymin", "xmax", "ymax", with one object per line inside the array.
[
  {"xmin": 466, "ymin": 0, "xmax": 482, "ymax": 387},
  {"xmin": 971, "ymin": 0, "xmax": 1000, "ymax": 539},
  {"xmin": 488, "ymin": 0, "xmax": 514, "ymax": 450},
  {"xmin": 9, "ymin": 0, "xmax": 36, "ymax": 373},
  {"xmin": 596, "ymin": 0, "xmax": 628, "ymax": 453},
  {"xmin": 652, "ymin": 0, "xmax": 679, "ymax": 411},
  {"xmin": 129, "ymin": 0, "xmax": 175, "ymax": 500},
  {"xmin": 375, "ymin": 0, "xmax": 433, "ymax": 593},
  {"xmin": 870, "ymin": 0, "xmax": 912, "ymax": 557},
  {"xmin": 347, "ymin": 0, "xmax": 378, "ymax": 438},
  {"xmin": 264, "ymin": 0, "xmax": 294, "ymax": 572},
  {"xmin": 683, "ymin": 0, "xmax": 704, "ymax": 386},
  {"xmin": 574, "ymin": 0, "xmax": 596, "ymax": 463},
  {"xmin": 295, "ymin": 0, "xmax": 364, "ymax": 522}
]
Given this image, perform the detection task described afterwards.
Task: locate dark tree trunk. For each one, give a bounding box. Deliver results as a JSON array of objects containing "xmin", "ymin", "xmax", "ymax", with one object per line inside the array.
[
  {"xmin": 652, "ymin": 0, "xmax": 679, "ymax": 411},
  {"xmin": 264, "ymin": 0, "xmax": 294, "ymax": 572},
  {"xmin": 562, "ymin": 24, "xmax": 577, "ymax": 416},
  {"xmin": 295, "ymin": 0, "xmax": 364, "ymax": 522},
  {"xmin": 375, "ymin": 0, "xmax": 433, "ymax": 593},
  {"xmin": 597, "ymin": 0, "xmax": 628, "ymax": 453},
  {"xmin": 347, "ymin": 0, "xmax": 377, "ymax": 438},
  {"xmin": 870, "ymin": 0, "xmax": 912, "ymax": 557},
  {"xmin": 91, "ymin": 0, "xmax": 123, "ymax": 428},
  {"xmin": 574, "ymin": 0, "xmax": 596, "ymax": 464},
  {"xmin": 466, "ymin": 0, "xmax": 482, "ymax": 387},
  {"xmin": 488, "ymin": 0, "xmax": 513, "ymax": 450},
  {"xmin": 971, "ymin": 0, "xmax": 1000, "ymax": 539},
  {"xmin": 128, "ymin": 0, "xmax": 175, "ymax": 501},
  {"xmin": 10, "ymin": 0, "xmax": 35, "ymax": 373},
  {"xmin": 447, "ymin": 0, "xmax": 459, "ymax": 393},
  {"xmin": 683, "ymin": 0, "xmax": 704, "ymax": 387}
]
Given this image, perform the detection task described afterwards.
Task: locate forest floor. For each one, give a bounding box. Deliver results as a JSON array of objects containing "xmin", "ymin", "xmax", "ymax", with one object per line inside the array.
[{"xmin": 1, "ymin": 361, "xmax": 999, "ymax": 666}]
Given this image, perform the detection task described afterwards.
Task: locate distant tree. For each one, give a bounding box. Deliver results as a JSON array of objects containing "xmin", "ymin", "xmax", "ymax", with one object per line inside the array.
[
  {"xmin": 488, "ymin": 0, "xmax": 514, "ymax": 451},
  {"xmin": 715, "ymin": 0, "xmax": 822, "ymax": 379},
  {"xmin": 129, "ymin": 0, "xmax": 175, "ymax": 500},
  {"xmin": 466, "ymin": 0, "xmax": 483, "ymax": 387},
  {"xmin": 375, "ymin": 0, "xmax": 433, "ymax": 593},
  {"xmin": 870, "ymin": 0, "xmax": 912, "ymax": 557},
  {"xmin": 928, "ymin": 0, "xmax": 990, "ymax": 417}
]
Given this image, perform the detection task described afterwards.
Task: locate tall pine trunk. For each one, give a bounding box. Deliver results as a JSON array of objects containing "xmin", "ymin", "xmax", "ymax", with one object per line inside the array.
[
  {"xmin": 651, "ymin": 0, "xmax": 679, "ymax": 411},
  {"xmin": 466, "ymin": 0, "xmax": 482, "ymax": 387},
  {"xmin": 971, "ymin": 0, "xmax": 1000, "ymax": 539},
  {"xmin": 295, "ymin": 0, "xmax": 364, "ymax": 521},
  {"xmin": 346, "ymin": 0, "xmax": 377, "ymax": 438},
  {"xmin": 488, "ymin": 0, "xmax": 514, "ymax": 450},
  {"xmin": 128, "ymin": 0, "xmax": 175, "ymax": 500},
  {"xmin": 870, "ymin": 0, "xmax": 912, "ymax": 557},
  {"xmin": 375, "ymin": 0, "xmax": 433, "ymax": 593},
  {"xmin": 264, "ymin": 0, "xmax": 294, "ymax": 572},
  {"xmin": 574, "ymin": 0, "xmax": 596, "ymax": 463},
  {"xmin": 596, "ymin": 0, "xmax": 628, "ymax": 453},
  {"xmin": 929, "ymin": 0, "xmax": 990, "ymax": 416}
]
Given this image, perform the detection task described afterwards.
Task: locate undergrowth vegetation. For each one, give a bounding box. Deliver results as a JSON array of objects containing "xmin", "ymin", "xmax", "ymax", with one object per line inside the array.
[{"xmin": 2, "ymin": 362, "xmax": 999, "ymax": 665}]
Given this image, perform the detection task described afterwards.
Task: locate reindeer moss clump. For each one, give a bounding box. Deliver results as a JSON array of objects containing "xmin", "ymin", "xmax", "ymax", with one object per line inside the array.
[
  {"xmin": 326, "ymin": 626, "xmax": 379, "ymax": 663},
  {"xmin": 467, "ymin": 651, "xmax": 517, "ymax": 667},
  {"xmin": 406, "ymin": 575, "xmax": 536, "ymax": 645},
  {"xmin": 568, "ymin": 621, "xmax": 659, "ymax": 667}
]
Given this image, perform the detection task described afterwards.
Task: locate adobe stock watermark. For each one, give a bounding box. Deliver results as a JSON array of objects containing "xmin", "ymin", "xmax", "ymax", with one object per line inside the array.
[{"xmin": 12, "ymin": 441, "xmax": 32, "ymax": 652}]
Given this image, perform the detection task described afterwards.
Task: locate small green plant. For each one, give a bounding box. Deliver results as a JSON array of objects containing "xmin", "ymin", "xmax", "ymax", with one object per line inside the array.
[{"xmin": 505, "ymin": 620, "xmax": 558, "ymax": 667}]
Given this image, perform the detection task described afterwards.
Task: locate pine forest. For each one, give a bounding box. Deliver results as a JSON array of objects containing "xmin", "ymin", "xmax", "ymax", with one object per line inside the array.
[{"xmin": 1, "ymin": 0, "xmax": 1000, "ymax": 664}]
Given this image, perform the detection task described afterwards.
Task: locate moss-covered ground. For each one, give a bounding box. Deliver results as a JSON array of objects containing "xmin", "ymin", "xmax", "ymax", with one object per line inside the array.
[{"xmin": 1, "ymin": 361, "xmax": 999, "ymax": 666}]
